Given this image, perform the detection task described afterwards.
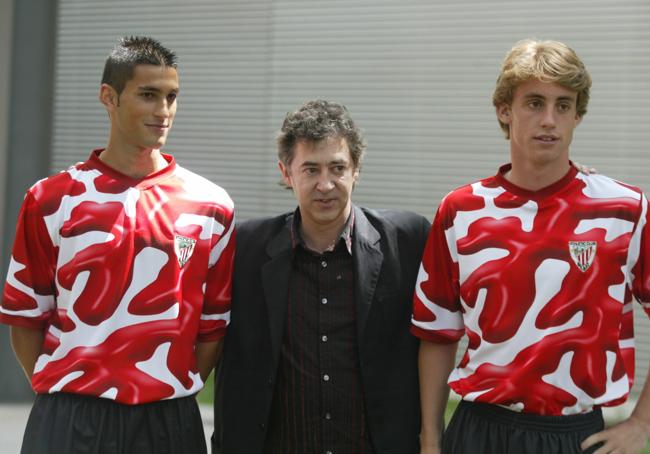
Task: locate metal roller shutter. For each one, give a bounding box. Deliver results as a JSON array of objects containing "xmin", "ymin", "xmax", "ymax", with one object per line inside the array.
[{"xmin": 51, "ymin": 0, "xmax": 650, "ymax": 398}]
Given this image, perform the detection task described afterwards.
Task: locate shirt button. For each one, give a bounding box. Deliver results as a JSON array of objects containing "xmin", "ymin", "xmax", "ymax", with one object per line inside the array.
[
  {"xmin": 325, "ymin": 412, "xmax": 331, "ymax": 420},
  {"xmin": 321, "ymin": 298, "xmax": 328, "ymax": 305},
  {"xmin": 321, "ymin": 260, "xmax": 327, "ymax": 268},
  {"xmin": 323, "ymin": 374, "xmax": 330, "ymax": 382},
  {"xmin": 326, "ymin": 451, "xmax": 333, "ymax": 454},
  {"xmin": 321, "ymin": 335, "xmax": 328, "ymax": 342}
]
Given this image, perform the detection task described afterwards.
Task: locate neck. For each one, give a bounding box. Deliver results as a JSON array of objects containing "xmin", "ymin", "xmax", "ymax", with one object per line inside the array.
[
  {"xmin": 299, "ymin": 207, "xmax": 351, "ymax": 254},
  {"xmin": 506, "ymin": 157, "xmax": 571, "ymax": 191},
  {"xmin": 99, "ymin": 146, "xmax": 168, "ymax": 179}
]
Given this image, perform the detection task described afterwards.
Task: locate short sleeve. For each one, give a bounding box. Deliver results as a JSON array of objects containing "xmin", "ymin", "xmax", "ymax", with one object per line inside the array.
[
  {"xmin": 1, "ymin": 190, "xmax": 57, "ymax": 328},
  {"xmin": 631, "ymin": 193, "xmax": 649, "ymax": 308},
  {"xmin": 197, "ymin": 206, "xmax": 236, "ymax": 342},
  {"xmin": 411, "ymin": 200, "xmax": 465, "ymax": 343}
]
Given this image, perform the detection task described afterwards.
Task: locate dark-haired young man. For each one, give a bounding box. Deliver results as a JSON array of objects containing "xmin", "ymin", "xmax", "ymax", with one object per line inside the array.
[
  {"xmin": 1, "ymin": 36, "xmax": 235, "ymax": 453},
  {"xmin": 213, "ymin": 100, "xmax": 430, "ymax": 453}
]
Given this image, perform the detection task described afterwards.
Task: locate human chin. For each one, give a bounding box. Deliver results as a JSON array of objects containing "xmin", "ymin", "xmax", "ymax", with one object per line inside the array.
[{"xmin": 152, "ymin": 130, "xmax": 170, "ymax": 147}]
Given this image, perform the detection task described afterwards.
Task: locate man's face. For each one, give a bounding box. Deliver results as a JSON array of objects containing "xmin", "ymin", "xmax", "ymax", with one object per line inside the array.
[
  {"xmin": 279, "ymin": 137, "xmax": 359, "ymax": 231},
  {"xmin": 103, "ymin": 64, "xmax": 179, "ymax": 152},
  {"xmin": 497, "ymin": 78, "xmax": 582, "ymax": 168}
]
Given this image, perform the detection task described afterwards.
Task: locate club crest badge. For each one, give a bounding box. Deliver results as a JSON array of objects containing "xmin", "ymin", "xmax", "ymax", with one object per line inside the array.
[
  {"xmin": 568, "ymin": 241, "xmax": 597, "ymax": 272},
  {"xmin": 174, "ymin": 235, "xmax": 197, "ymax": 268}
]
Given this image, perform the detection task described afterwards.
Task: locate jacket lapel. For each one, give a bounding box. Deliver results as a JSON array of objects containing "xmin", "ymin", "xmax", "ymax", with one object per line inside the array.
[
  {"xmin": 352, "ymin": 206, "xmax": 383, "ymax": 340},
  {"xmin": 261, "ymin": 216, "xmax": 293, "ymax": 367}
]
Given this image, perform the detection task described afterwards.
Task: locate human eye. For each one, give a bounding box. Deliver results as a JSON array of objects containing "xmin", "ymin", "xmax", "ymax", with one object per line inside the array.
[
  {"xmin": 140, "ymin": 91, "xmax": 155, "ymax": 100},
  {"xmin": 557, "ymin": 102, "xmax": 572, "ymax": 113},
  {"xmin": 332, "ymin": 165, "xmax": 346, "ymax": 175},
  {"xmin": 167, "ymin": 92, "xmax": 177, "ymax": 103},
  {"xmin": 527, "ymin": 99, "xmax": 543, "ymax": 109},
  {"xmin": 304, "ymin": 167, "xmax": 318, "ymax": 176}
]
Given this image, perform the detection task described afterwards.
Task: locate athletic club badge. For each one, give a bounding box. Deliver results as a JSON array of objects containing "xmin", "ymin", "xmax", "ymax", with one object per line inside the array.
[
  {"xmin": 568, "ymin": 241, "xmax": 597, "ymax": 272},
  {"xmin": 174, "ymin": 235, "xmax": 197, "ymax": 268}
]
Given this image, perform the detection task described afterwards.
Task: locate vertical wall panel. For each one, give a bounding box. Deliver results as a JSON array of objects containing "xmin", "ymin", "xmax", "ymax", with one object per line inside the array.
[{"xmin": 51, "ymin": 0, "xmax": 650, "ymax": 398}]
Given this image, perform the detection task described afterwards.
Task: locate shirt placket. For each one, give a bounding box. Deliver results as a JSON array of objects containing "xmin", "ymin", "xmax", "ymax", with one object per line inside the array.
[{"xmin": 318, "ymin": 254, "xmax": 334, "ymax": 454}]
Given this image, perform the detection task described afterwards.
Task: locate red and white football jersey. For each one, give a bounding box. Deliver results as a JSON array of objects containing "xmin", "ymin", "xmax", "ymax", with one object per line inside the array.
[
  {"xmin": 412, "ymin": 165, "xmax": 650, "ymax": 415},
  {"xmin": 1, "ymin": 150, "xmax": 235, "ymax": 404}
]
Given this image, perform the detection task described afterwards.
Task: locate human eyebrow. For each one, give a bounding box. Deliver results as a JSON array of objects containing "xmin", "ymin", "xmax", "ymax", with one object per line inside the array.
[
  {"xmin": 138, "ymin": 86, "xmax": 161, "ymax": 93},
  {"xmin": 556, "ymin": 95, "xmax": 575, "ymax": 103},
  {"xmin": 137, "ymin": 86, "xmax": 179, "ymax": 95},
  {"xmin": 523, "ymin": 93, "xmax": 545, "ymax": 100}
]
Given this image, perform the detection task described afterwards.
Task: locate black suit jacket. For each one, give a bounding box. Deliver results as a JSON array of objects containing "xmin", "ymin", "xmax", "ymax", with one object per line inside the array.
[{"xmin": 213, "ymin": 206, "xmax": 430, "ymax": 453}]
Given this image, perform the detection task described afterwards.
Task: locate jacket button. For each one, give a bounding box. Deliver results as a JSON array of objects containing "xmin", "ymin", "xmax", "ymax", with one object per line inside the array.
[{"xmin": 260, "ymin": 422, "xmax": 266, "ymax": 430}]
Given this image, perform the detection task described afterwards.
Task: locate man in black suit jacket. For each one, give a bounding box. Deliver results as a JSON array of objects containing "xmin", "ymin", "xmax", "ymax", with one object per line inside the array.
[{"xmin": 213, "ymin": 100, "xmax": 430, "ymax": 453}]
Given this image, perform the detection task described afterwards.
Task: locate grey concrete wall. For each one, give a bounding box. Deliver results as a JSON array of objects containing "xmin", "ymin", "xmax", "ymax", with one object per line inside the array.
[{"xmin": 0, "ymin": 0, "xmax": 58, "ymax": 402}]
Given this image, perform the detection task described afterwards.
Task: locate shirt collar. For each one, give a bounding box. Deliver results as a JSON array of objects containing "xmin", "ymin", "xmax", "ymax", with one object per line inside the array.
[
  {"xmin": 290, "ymin": 208, "xmax": 354, "ymax": 255},
  {"xmin": 86, "ymin": 148, "xmax": 176, "ymax": 189}
]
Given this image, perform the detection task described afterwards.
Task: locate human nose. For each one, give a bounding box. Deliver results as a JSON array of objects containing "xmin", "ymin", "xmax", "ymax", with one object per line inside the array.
[
  {"xmin": 154, "ymin": 99, "xmax": 172, "ymax": 118},
  {"xmin": 540, "ymin": 106, "xmax": 556, "ymax": 128},
  {"xmin": 315, "ymin": 171, "xmax": 335, "ymax": 192}
]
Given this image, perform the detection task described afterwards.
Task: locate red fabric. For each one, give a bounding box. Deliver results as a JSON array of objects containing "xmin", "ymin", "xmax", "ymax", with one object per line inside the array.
[
  {"xmin": 1, "ymin": 150, "xmax": 235, "ymax": 404},
  {"xmin": 412, "ymin": 165, "xmax": 650, "ymax": 415}
]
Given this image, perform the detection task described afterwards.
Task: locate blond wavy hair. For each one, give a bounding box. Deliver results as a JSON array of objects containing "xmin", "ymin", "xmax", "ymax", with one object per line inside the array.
[{"xmin": 493, "ymin": 39, "xmax": 592, "ymax": 138}]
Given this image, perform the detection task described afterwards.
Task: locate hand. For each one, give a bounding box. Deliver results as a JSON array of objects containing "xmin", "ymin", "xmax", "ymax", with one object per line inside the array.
[
  {"xmin": 581, "ymin": 415, "xmax": 650, "ymax": 453},
  {"xmin": 573, "ymin": 161, "xmax": 597, "ymax": 175}
]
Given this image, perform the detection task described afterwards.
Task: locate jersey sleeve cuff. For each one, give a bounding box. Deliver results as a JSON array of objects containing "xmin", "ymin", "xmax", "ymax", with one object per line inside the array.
[
  {"xmin": 197, "ymin": 327, "xmax": 226, "ymax": 343},
  {"xmin": 410, "ymin": 325, "xmax": 463, "ymax": 344},
  {"xmin": 0, "ymin": 312, "xmax": 48, "ymax": 329}
]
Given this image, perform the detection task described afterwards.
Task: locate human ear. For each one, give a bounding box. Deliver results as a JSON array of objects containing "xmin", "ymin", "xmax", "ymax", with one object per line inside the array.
[
  {"xmin": 575, "ymin": 113, "xmax": 583, "ymax": 126},
  {"xmin": 99, "ymin": 84, "xmax": 118, "ymax": 110},
  {"xmin": 352, "ymin": 166, "xmax": 360, "ymax": 182},
  {"xmin": 496, "ymin": 104, "xmax": 511, "ymax": 124},
  {"xmin": 278, "ymin": 161, "xmax": 292, "ymax": 188}
]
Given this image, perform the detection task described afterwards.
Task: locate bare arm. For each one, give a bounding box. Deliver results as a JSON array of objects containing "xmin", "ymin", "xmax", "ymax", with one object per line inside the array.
[
  {"xmin": 581, "ymin": 364, "xmax": 650, "ymax": 454},
  {"xmin": 10, "ymin": 325, "xmax": 45, "ymax": 381},
  {"xmin": 195, "ymin": 339, "xmax": 223, "ymax": 382},
  {"xmin": 419, "ymin": 339, "xmax": 458, "ymax": 454}
]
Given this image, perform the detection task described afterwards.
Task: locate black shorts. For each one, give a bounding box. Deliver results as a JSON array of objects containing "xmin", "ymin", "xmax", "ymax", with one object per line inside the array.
[
  {"xmin": 442, "ymin": 400, "xmax": 605, "ymax": 454},
  {"xmin": 21, "ymin": 392, "xmax": 207, "ymax": 454}
]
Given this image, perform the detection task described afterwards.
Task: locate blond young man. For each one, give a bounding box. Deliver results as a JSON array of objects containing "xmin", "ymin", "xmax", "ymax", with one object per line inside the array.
[{"xmin": 412, "ymin": 40, "xmax": 650, "ymax": 454}]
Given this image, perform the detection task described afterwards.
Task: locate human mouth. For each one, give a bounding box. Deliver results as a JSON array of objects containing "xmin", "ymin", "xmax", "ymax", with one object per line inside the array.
[
  {"xmin": 315, "ymin": 198, "xmax": 336, "ymax": 208},
  {"xmin": 534, "ymin": 134, "xmax": 558, "ymax": 144},
  {"xmin": 146, "ymin": 123, "xmax": 169, "ymax": 133}
]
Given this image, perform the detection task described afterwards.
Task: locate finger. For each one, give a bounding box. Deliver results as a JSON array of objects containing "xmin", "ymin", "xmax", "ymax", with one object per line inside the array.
[
  {"xmin": 581, "ymin": 431, "xmax": 606, "ymax": 451},
  {"xmin": 591, "ymin": 444, "xmax": 610, "ymax": 454}
]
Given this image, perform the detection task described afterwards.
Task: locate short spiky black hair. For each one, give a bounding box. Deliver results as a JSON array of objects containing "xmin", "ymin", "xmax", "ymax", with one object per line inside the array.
[{"xmin": 101, "ymin": 36, "xmax": 177, "ymax": 95}]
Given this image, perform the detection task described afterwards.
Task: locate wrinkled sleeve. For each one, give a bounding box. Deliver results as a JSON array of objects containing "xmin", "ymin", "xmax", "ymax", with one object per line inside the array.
[
  {"xmin": 631, "ymin": 193, "xmax": 649, "ymax": 309},
  {"xmin": 1, "ymin": 190, "xmax": 57, "ymax": 328},
  {"xmin": 411, "ymin": 199, "xmax": 464, "ymax": 343},
  {"xmin": 198, "ymin": 204, "xmax": 235, "ymax": 342}
]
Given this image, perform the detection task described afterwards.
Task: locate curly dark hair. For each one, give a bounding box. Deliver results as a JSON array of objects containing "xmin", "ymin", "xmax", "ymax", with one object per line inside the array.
[
  {"xmin": 277, "ymin": 100, "xmax": 366, "ymax": 170},
  {"xmin": 101, "ymin": 36, "xmax": 177, "ymax": 95}
]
